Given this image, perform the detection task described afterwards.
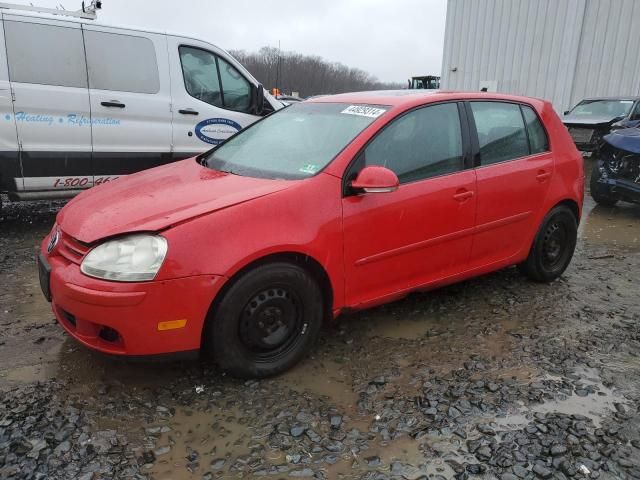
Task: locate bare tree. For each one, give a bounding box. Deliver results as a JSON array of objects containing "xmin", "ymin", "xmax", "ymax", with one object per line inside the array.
[{"xmin": 231, "ymin": 47, "xmax": 404, "ymax": 97}]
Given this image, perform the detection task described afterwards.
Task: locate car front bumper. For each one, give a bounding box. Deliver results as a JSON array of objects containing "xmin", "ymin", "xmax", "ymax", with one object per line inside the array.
[
  {"xmin": 600, "ymin": 176, "xmax": 640, "ymax": 203},
  {"xmin": 39, "ymin": 236, "xmax": 226, "ymax": 356}
]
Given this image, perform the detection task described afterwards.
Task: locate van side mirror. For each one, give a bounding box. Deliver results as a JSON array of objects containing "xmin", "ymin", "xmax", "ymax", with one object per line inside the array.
[
  {"xmin": 350, "ymin": 166, "xmax": 399, "ymax": 194},
  {"xmin": 252, "ymin": 84, "xmax": 265, "ymax": 116},
  {"xmin": 564, "ymin": 110, "xmax": 570, "ymax": 115}
]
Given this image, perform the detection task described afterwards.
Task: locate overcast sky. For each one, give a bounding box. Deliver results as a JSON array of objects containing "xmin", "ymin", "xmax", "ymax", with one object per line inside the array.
[{"xmin": 10, "ymin": 0, "xmax": 447, "ymax": 83}]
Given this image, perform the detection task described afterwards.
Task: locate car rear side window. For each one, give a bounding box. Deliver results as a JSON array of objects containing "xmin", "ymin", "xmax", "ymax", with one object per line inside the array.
[
  {"xmin": 84, "ymin": 31, "xmax": 160, "ymax": 94},
  {"xmin": 470, "ymin": 102, "xmax": 529, "ymax": 165},
  {"xmin": 521, "ymin": 106, "xmax": 549, "ymax": 154},
  {"xmin": 362, "ymin": 103, "xmax": 464, "ymax": 184},
  {"xmin": 4, "ymin": 21, "xmax": 87, "ymax": 88}
]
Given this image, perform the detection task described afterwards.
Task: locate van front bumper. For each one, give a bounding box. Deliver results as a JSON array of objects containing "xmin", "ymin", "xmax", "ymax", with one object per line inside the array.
[{"xmin": 39, "ymin": 240, "xmax": 225, "ymax": 356}]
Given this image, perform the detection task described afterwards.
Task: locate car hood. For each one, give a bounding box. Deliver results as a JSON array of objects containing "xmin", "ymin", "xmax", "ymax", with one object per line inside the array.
[
  {"xmin": 603, "ymin": 127, "xmax": 640, "ymax": 155},
  {"xmin": 58, "ymin": 158, "xmax": 295, "ymax": 244},
  {"xmin": 562, "ymin": 115, "xmax": 618, "ymax": 127}
]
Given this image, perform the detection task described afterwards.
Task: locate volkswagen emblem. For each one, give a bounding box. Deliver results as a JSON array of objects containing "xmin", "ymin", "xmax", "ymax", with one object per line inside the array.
[{"xmin": 47, "ymin": 228, "xmax": 60, "ymax": 254}]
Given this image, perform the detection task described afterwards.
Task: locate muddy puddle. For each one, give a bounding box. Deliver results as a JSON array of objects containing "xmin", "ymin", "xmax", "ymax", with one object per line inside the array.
[
  {"xmin": 581, "ymin": 202, "xmax": 640, "ymax": 252},
  {"xmin": 492, "ymin": 367, "xmax": 625, "ymax": 430}
]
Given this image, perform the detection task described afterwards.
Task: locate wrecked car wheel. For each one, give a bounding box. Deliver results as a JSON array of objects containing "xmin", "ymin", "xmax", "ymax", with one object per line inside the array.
[
  {"xmin": 207, "ymin": 262, "xmax": 323, "ymax": 378},
  {"xmin": 590, "ymin": 166, "xmax": 618, "ymax": 207},
  {"xmin": 518, "ymin": 205, "xmax": 577, "ymax": 283}
]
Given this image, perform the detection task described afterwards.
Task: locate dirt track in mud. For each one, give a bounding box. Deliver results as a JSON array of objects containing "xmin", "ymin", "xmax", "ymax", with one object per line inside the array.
[{"xmin": 1, "ymin": 162, "xmax": 640, "ymax": 479}]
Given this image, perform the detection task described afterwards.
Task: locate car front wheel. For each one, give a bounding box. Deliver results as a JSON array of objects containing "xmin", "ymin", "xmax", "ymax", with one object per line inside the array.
[
  {"xmin": 206, "ymin": 262, "xmax": 323, "ymax": 378},
  {"xmin": 518, "ymin": 205, "xmax": 578, "ymax": 283}
]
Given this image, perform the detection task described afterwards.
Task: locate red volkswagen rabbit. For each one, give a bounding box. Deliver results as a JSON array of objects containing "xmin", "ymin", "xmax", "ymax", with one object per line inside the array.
[{"xmin": 39, "ymin": 91, "xmax": 583, "ymax": 377}]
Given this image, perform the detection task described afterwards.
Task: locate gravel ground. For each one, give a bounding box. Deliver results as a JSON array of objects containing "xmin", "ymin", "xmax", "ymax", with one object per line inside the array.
[{"xmin": 1, "ymin": 168, "xmax": 640, "ymax": 479}]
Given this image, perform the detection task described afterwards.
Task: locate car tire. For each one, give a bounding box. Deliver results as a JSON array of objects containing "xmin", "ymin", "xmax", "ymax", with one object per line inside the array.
[
  {"xmin": 590, "ymin": 166, "xmax": 618, "ymax": 207},
  {"xmin": 206, "ymin": 262, "xmax": 323, "ymax": 378},
  {"xmin": 518, "ymin": 205, "xmax": 577, "ymax": 283}
]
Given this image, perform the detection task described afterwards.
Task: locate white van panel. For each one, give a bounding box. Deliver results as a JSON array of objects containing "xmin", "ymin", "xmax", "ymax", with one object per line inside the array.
[
  {"xmin": 83, "ymin": 25, "xmax": 172, "ymax": 174},
  {"xmin": 4, "ymin": 15, "xmax": 92, "ymax": 190},
  {"xmin": 0, "ymin": 16, "xmax": 19, "ymax": 192}
]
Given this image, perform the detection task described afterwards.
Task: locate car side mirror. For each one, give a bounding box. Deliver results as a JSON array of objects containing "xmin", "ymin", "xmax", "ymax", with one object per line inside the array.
[
  {"xmin": 350, "ymin": 166, "xmax": 399, "ymax": 194},
  {"xmin": 564, "ymin": 110, "xmax": 570, "ymax": 115},
  {"xmin": 252, "ymin": 84, "xmax": 265, "ymax": 116}
]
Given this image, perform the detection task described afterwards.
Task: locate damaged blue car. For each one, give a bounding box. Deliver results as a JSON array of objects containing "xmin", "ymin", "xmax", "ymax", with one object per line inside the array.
[{"xmin": 591, "ymin": 127, "xmax": 640, "ymax": 206}]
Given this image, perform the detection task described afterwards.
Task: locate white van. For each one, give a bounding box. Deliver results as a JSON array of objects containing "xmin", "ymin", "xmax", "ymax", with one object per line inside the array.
[{"xmin": 0, "ymin": 5, "xmax": 282, "ymax": 207}]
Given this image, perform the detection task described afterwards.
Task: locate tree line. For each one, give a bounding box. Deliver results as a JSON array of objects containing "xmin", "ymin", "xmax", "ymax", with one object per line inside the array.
[{"xmin": 230, "ymin": 46, "xmax": 404, "ymax": 98}]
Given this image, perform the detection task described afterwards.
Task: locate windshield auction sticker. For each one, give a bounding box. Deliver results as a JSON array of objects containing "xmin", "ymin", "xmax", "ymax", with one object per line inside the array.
[{"xmin": 341, "ymin": 105, "xmax": 387, "ymax": 118}]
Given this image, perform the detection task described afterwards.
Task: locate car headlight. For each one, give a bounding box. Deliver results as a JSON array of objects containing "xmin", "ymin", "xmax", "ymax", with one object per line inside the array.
[{"xmin": 81, "ymin": 234, "xmax": 168, "ymax": 282}]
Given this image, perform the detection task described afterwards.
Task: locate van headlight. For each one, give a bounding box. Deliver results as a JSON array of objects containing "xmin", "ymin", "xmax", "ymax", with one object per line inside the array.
[{"xmin": 81, "ymin": 234, "xmax": 168, "ymax": 282}]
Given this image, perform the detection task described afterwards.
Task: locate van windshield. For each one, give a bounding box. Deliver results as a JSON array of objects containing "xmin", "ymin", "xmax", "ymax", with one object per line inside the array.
[{"xmin": 203, "ymin": 103, "xmax": 388, "ymax": 179}]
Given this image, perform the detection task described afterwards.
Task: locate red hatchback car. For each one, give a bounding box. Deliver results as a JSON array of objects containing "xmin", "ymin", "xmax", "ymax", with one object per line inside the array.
[{"xmin": 39, "ymin": 91, "xmax": 583, "ymax": 377}]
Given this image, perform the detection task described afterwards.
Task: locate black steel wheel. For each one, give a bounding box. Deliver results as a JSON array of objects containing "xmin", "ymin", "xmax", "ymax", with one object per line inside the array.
[
  {"xmin": 518, "ymin": 205, "xmax": 578, "ymax": 283},
  {"xmin": 206, "ymin": 262, "xmax": 323, "ymax": 378},
  {"xmin": 239, "ymin": 286, "xmax": 303, "ymax": 362}
]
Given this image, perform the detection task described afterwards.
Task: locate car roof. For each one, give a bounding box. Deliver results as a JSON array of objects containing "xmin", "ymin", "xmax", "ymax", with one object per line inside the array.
[{"xmin": 307, "ymin": 90, "xmax": 548, "ymax": 109}]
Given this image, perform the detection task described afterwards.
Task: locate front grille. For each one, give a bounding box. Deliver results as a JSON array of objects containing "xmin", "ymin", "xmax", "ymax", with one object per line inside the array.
[
  {"xmin": 57, "ymin": 231, "xmax": 90, "ymax": 265},
  {"xmin": 568, "ymin": 127, "xmax": 594, "ymax": 144}
]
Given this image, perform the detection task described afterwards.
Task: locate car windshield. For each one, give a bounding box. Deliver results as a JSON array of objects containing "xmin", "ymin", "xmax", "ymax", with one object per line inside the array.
[
  {"xmin": 570, "ymin": 99, "xmax": 634, "ymax": 119},
  {"xmin": 203, "ymin": 102, "xmax": 388, "ymax": 179}
]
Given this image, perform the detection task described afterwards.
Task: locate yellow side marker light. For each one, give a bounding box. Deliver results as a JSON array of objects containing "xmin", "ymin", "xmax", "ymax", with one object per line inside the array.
[{"xmin": 157, "ymin": 319, "xmax": 187, "ymax": 331}]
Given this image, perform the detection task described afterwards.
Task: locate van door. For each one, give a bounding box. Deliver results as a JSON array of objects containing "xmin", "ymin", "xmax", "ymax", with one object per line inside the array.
[
  {"xmin": 4, "ymin": 15, "xmax": 92, "ymax": 193},
  {"xmin": 0, "ymin": 16, "xmax": 19, "ymax": 194},
  {"xmin": 167, "ymin": 36, "xmax": 263, "ymax": 157},
  {"xmin": 83, "ymin": 25, "xmax": 172, "ymax": 177}
]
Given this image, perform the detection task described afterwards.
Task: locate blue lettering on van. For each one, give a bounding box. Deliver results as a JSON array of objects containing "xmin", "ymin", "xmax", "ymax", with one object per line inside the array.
[
  {"xmin": 15, "ymin": 112, "xmax": 55, "ymax": 125},
  {"xmin": 8, "ymin": 112, "xmax": 120, "ymax": 126},
  {"xmin": 67, "ymin": 114, "xmax": 121, "ymax": 126},
  {"xmin": 195, "ymin": 118, "xmax": 242, "ymax": 145}
]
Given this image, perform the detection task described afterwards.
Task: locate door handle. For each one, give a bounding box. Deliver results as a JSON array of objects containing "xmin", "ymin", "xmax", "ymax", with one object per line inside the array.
[
  {"xmin": 453, "ymin": 190, "xmax": 474, "ymax": 201},
  {"xmin": 536, "ymin": 170, "xmax": 552, "ymax": 182},
  {"xmin": 179, "ymin": 109, "xmax": 199, "ymax": 115},
  {"xmin": 101, "ymin": 101, "xmax": 125, "ymax": 108}
]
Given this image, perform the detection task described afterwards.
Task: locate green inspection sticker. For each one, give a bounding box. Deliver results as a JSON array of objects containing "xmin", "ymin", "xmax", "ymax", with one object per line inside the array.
[{"xmin": 299, "ymin": 164, "xmax": 320, "ymax": 174}]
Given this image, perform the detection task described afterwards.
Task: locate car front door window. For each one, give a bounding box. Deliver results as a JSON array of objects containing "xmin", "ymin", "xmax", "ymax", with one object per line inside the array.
[{"xmin": 361, "ymin": 103, "xmax": 464, "ymax": 183}]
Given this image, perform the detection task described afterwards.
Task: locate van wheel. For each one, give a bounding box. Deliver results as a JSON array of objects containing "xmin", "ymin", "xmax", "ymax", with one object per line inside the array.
[
  {"xmin": 590, "ymin": 167, "xmax": 618, "ymax": 207},
  {"xmin": 206, "ymin": 262, "xmax": 323, "ymax": 378},
  {"xmin": 518, "ymin": 205, "xmax": 577, "ymax": 283}
]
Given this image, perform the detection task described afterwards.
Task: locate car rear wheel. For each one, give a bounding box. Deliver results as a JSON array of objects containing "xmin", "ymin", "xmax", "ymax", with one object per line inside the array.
[
  {"xmin": 206, "ymin": 262, "xmax": 323, "ymax": 378},
  {"xmin": 590, "ymin": 166, "xmax": 618, "ymax": 207},
  {"xmin": 518, "ymin": 205, "xmax": 577, "ymax": 283}
]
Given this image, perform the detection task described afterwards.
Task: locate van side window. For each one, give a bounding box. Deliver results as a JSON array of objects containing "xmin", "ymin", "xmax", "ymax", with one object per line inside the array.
[
  {"xmin": 4, "ymin": 21, "xmax": 87, "ymax": 88},
  {"xmin": 470, "ymin": 102, "xmax": 529, "ymax": 165},
  {"xmin": 217, "ymin": 57, "xmax": 251, "ymax": 113},
  {"xmin": 84, "ymin": 31, "xmax": 160, "ymax": 94},
  {"xmin": 521, "ymin": 106, "xmax": 549, "ymax": 154},
  {"xmin": 179, "ymin": 46, "xmax": 223, "ymax": 108},
  {"xmin": 362, "ymin": 103, "xmax": 464, "ymax": 184}
]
